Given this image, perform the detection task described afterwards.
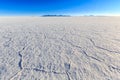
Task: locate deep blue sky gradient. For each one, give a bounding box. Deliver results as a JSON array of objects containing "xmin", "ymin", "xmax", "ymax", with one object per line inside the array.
[{"xmin": 0, "ymin": 0, "xmax": 120, "ymax": 16}]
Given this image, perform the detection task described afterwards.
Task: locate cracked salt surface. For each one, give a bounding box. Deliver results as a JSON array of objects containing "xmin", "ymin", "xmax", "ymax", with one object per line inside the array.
[{"xmin": 0, "ymin": 17, "xmax": 120, "ymax": 80}]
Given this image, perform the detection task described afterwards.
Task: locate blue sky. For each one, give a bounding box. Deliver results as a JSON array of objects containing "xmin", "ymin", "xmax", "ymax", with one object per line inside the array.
[{"xmin": 0, "ymin": 0, "xmax": 120, "ymax": 16}]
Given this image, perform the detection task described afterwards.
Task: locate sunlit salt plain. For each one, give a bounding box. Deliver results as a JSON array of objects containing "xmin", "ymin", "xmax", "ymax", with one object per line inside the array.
[{"xmin": 0, "ymin": 17, "xmax": 120, "ymax": 80}]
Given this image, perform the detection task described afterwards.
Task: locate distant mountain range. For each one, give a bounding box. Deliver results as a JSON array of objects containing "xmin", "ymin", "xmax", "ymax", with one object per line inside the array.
[{"xmin": 41, "ymin": 15, "xmax": 71, "ymax": 17}]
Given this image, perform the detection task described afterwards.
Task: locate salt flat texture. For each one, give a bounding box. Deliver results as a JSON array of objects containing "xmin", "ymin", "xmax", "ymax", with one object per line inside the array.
[{"xmin": 0, "ymin": 17, "xmax": 120, "ymax": 80}]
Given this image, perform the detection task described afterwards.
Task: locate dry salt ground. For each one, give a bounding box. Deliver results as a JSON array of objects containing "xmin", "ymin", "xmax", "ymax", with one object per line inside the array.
[{"xmin": 0, "ymin": 17, "xmax": 120, "ymax": 80}]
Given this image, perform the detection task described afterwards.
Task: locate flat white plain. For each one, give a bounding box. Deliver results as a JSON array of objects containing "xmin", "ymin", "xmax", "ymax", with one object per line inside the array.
[{"xmin": 0, "ymin": 17, "xmax": 120, "ymax": 80}]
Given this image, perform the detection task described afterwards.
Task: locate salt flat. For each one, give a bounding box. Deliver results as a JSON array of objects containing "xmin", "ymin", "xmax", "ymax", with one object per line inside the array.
[{"xmin": 0, "ymin": 17, "xmax": 120, "ymax": 80}]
